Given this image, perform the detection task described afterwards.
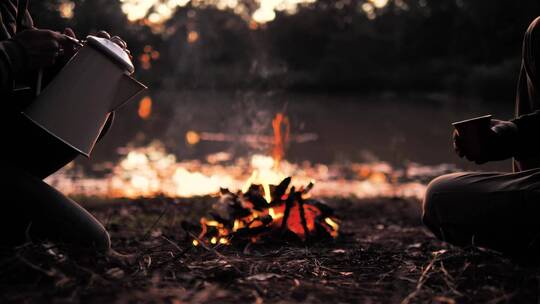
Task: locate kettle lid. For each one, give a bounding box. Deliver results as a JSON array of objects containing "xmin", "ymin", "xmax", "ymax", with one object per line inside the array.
[{"xmin": 86, "ymin": 35, "xmax": 135, "ymax": 74}]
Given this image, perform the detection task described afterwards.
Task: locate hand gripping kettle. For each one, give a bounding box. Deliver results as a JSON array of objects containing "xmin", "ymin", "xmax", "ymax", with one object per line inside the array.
[{"xmin": 23, "ymin": 36, "xmax": 147, "ymax": 157}]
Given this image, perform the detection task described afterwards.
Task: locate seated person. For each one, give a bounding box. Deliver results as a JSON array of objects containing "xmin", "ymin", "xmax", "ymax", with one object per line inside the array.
[
  {"xmin": 0, "ymin": 0, "xmax": 127, "ymax": 254},
  {"xmin": 423, "ymin": 17, "xmax": 540, "ymax": 259}
]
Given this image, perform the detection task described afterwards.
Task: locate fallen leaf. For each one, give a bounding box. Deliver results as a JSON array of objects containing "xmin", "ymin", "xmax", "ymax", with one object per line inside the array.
[
  {"xmin": 106, "ymin": 267, "xmax": 125, "ymax": 279},
  {"xmin": 246, "ymin": 273, "xmax": 283, "ymax": 281},
  {"xmin": 433, "ymin": 296, "xmax": 456, "ymax": 304}
]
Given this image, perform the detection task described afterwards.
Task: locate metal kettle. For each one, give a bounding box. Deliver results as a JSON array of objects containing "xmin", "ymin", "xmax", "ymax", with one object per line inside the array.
[{"xmin": 23, "ymin": 35, "xmax": 147, "ymax": 157}]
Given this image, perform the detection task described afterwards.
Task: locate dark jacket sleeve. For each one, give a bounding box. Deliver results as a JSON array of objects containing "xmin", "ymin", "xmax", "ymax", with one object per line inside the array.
[
  {"xmin": 0, "ymin": 1, "xmax": 32, "ymax": 91},
  {"xmin": 511, "ymin": 110, "xmax": 540, "ymax": 159},
  {"xmin": 0, "ymin": 39, "xmax": 25, "ymax": 89}
]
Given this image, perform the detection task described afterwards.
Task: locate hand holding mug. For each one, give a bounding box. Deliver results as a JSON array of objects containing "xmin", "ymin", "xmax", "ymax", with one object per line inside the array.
[{"xmin": 453, "ymin": 115, "xmax": 517, "ymax": 164}]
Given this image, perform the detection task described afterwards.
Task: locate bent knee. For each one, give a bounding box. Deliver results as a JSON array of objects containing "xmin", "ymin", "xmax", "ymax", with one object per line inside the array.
[
  {"xmin": 422, "ymin": 173, "xmax": 464, "ymax": 229},
  {"xmin": 93, "ymin": 228, "xmax": 111, "ymax": 253},
  {"xmin": 423, "ymin": 173, "xmax": 465, "ymax": 209},
  {"xmin": 69, "ymin": 218, "xmax": 111, "ymax": 253}
]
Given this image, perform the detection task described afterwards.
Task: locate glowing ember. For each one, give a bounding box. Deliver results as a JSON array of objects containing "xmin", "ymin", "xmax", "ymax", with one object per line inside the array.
[
  {"xmin": 138, "ymin": 96, "xmax": 153, "ymax": 119},
  {"xmin": 190, "ymin": 177, "xmax": 339, "ymax": 245}
]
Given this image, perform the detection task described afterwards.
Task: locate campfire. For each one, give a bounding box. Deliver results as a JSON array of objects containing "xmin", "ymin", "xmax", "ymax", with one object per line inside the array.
[
  {"xmin": 187, "ymin": 114, "xmax": 338, "ymax": 245},
  {"xmin": 190, "ymin": 177, "xmax": 339, "ymax": 246}
]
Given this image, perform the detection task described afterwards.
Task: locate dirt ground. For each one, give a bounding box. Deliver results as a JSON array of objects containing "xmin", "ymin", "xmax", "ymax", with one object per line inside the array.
[{"xmin": 0, "ymin": 196, "xmax": 538, "ymax": 303}]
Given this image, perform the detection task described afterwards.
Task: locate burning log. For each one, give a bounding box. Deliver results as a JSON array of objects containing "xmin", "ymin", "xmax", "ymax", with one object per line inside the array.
[
  {"xmin": 279, "ymin": 186, "xmax": 295, "ymax": 233},
  {"xmin": 187, "ymin": 177, "xmax": 340, "ymax": 246}
]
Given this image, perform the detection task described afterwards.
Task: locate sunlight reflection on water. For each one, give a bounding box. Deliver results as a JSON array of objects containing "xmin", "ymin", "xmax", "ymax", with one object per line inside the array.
[{"xmin": 46, "ymin": 141, "xmax": 456, "ymax": 199}]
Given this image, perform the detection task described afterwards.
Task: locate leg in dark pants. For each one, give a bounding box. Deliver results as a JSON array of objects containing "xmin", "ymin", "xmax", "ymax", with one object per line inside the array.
[
  {"xmin": 1, "ymin": 165, "xmax": 111, "ymax": 251},
  {"xmin": 0, "ymin": 113, "xmax": 112, "ymax": 252},
  {"xmin": 422, "ymin": 17, "xmax": 540, "ymax": 259},
  {"xmin": 423, "ymin": 170, "xmax": 540, "ymax": 257}
]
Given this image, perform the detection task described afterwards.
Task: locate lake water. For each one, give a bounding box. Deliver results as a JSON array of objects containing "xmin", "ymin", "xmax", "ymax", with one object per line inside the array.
[{"xmin": 84, "ymin": 90, "xmax": 516, "ymax": 174}]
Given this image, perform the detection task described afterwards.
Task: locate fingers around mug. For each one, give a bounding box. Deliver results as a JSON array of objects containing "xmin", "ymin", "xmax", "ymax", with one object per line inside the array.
[
  {"xmin": 489, "ymin": 119, "xmax": 506, "ymax": 128},
  {"xmin": 47, "ymin": 30, "xmax": 68, "ymax": 42},
  {"xmin": 453, "ymin": 133, "xmax": 466, "ymax": 155},
  {"xmin": 452, "ymin": 137, "xmax": 462, "ymax": 155},
  {"xmin": 456, "ymin": 141, "xmax": 470, "ymax": 158},
  {"xmin": 64, "ymin": 27, "xmax": 76, "ymax": 39},
  {"xmin": 96, "ymin": 30, "xmax": 111, "ymax": 39},
  {"xmin": 41, "ymin": 38, "xmax": 61, "ymax": 51},
  {"xmin": 452, "ymin": 129, "xmax": 461, "ymax": 144},
  {"xmin": 453, "ymin": 144, "xmax": 465, "ymax": 158},
  {"xmin": 455, "ymin": 147, "xmax": 465, "ymax": 158},
  {"xmin": 110, "ymin": 36, "xmax": 127, "ymax": 49}
]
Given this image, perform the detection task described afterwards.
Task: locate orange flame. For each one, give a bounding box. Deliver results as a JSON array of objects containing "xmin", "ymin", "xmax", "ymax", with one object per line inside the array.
[
  {"xmin": 271, "ymin": 113, "xmax": 290, "ymax": 169},
  {"xmin": 138, "ymin": 96, "xmax": 152, "ymax": 119}
]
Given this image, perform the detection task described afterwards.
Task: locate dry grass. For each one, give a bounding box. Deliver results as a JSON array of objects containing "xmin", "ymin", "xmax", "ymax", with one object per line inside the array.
[{"xmin": 0, "ymin": 197, "xmax": 538, "ymax": 303}]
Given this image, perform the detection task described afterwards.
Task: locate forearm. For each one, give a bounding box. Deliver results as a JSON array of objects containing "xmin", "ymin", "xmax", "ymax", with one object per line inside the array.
[
  {"xmin": 511, "ymin": 110, "xmax": 540, "ymax": 159},
  {"xmin": 0, "ymin": 39, "xmax": 26, "ymax": 90}
]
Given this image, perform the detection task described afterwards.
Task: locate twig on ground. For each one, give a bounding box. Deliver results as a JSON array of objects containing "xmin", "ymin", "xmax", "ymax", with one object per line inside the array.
[
  {"xmin": 401, "ymin": 250, "xmax": 445, "ymax": 304},
  {"xmin": 16, "ymin": 255, "xmax": 56, "ymax": 277},
  {"xmin": 187, "ymin": 232, "xmax": 242, "ymax": 274},
  {"xmin": 160, "ymin": 236, "xmax": 184, "ymax": 254},
  {"xmin": 141, "ymin": 199, "xmax": 171, "ymax": 242},
  {"xmin": 439, "ymin": 260, "xmax": 464, "ymax": 297}
]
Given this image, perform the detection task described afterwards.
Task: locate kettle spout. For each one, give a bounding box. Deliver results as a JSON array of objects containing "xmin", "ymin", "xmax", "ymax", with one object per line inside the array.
[{"xmin": 111, "ymin": 74, "xmax": 147, "ymax": 111}]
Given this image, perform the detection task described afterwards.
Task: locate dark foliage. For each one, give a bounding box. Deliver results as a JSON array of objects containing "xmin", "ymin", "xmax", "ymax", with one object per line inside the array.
[{"xmin": 27, "ymin": 0, "xmax": 540, "ymax": 101}]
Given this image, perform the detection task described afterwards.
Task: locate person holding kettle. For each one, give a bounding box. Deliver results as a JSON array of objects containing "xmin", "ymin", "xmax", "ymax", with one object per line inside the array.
[{"xmin": 0, "ymin": 0, "xmax": 129, "ymax": 255}]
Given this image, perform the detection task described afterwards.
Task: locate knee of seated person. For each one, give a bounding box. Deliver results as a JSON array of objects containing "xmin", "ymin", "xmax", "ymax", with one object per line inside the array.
[
  {"xmin": 67, "ymin": 227, "xmax": 110, "ymax": 253},
  {"xmin": 75, "ymin": 225, "xmax": 111, "ymax": 253},
  {"xmin": 424, "ymin": 173, "xmax": 463, "ymax": 204},
  {"xmin": 422, "ymin": 173, "xmax": 462, "ymax": 229},
  {"xmin": 92, "ymin": 228, "xmax": 111, "ymax": 253}
]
